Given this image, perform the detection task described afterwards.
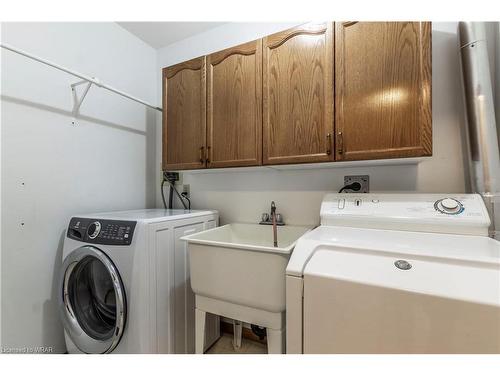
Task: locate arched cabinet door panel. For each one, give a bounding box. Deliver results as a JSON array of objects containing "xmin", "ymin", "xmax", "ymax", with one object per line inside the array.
[
  {"xmin": 163, "ymin": 57, "xmax": 207, "ymax": 170},
  {"xmin": 263, "ymin": 22, "xmax": 335, "ymax": 165},
  {"xmin": 335, "ymin": 22, "xmax": 432, "ymax": 161},
  {"xmin": 207, "ymin": 40, "xmax": 262, "ymax": 168}
]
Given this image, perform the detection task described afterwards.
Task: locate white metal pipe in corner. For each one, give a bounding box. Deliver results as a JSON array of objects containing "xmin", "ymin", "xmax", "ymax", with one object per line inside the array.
[{"xmin": 1, "ymin": 43, "xmax": 162, "ymax": 112}]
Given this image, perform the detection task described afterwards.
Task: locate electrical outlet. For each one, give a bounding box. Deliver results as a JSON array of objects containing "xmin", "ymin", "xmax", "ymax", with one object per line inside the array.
[
  {"xmin": 344, "ymin": 175, "xmax": 369, "ymax": 193},
  {"xmin": 182, "ymin": 184, "xmax": 190, "ymax": 198},
  {"xmin": 164, "ymin": 171, "xmax": 180, "ymax": 183}
]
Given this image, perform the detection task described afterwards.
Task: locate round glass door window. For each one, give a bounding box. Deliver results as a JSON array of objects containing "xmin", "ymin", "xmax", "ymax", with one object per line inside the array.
[
  {"xmin": 60, "ymin": 246, "xmax": 126, "ymax": 353},
  {"xmin": 68, "ymin": 256, "xmax": 118, "ymax": 340}
]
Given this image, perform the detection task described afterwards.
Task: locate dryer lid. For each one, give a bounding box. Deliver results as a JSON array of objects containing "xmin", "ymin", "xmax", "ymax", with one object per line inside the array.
[
  {"xmin": 286, "ymin": 225, "xmax": 500, "ymax": 277},
  {"xmin": 303, "ymin": 245, "xmax": 500, "ymax": 307}
]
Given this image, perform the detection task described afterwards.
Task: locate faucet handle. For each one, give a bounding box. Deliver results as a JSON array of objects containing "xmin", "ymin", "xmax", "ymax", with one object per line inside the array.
[
  {"xmin": 262, "ymin": 213, "xmax": 270, "ymax": 222},
  {"xmin": 276, "ymin": 213, "xmax": 283, "ymax": 223}
]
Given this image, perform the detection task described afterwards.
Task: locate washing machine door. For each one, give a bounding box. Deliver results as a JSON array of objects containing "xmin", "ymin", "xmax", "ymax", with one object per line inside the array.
[{"xmin": 59, "ymin": 246, "xmax": 126, "ymax": 353}]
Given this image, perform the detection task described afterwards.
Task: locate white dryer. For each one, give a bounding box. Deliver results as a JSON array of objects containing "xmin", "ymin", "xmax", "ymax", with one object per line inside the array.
[
  {"xmin": 286, "ymin": 194, "xmax": 500, "ymax": 354},
  {"xmin": 59, "ymin": 209, "xmax": 220, "ymax": 354}
]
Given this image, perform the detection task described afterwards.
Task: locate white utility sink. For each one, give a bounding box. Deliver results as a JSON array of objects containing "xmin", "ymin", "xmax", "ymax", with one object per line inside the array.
[
  {"xmin": 184, "ymin": 222, "xmax": 310, "ymax": 253},
  {"xmin": 182, "ymin": 223, "xmax": 311, "ymax": 353}
]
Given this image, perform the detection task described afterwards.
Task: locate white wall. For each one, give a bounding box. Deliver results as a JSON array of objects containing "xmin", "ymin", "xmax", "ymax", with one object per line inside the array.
[
  {"xmin": 157, "ymin": 22, "xmax": 469, "ymax": 226},
  {"xmin": 1, "ymin": 22, "xmax": 158, "ymax": 352}
]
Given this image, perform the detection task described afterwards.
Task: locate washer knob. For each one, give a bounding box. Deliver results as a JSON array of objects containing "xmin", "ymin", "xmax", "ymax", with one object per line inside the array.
[
  {"xmin": 87, "ymin": 221, "xmax": 101, "ymax": 239},
  {"xmin": 434, "ymin": 198, "xmax": 463, "ymax": 215}
]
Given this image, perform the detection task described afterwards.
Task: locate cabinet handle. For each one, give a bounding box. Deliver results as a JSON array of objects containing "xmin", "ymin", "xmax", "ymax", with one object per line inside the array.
[
  {"xmin": 206, "ymin": 146, "xmax": 211, "ymax": 164},
  {"xmin": 199, "ymin": 146, "xmax": 204, "ymax": 164},
  {"xmin": 326, "ymin": 133, "xmax": 332, "ymax": 155},
  {"xmin": 337, "ymin": 132, "xmax": 344, "ymax": 155}
]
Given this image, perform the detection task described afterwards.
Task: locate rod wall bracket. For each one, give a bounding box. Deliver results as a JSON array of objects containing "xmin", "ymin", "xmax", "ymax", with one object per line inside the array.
[{"xmin": 71, "ymin": 80, "xmax": 93, "ymax": 125}]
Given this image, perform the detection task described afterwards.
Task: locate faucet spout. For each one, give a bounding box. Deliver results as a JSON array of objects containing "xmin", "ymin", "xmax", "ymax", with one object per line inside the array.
[{"xmin": 271, "ymin": 201, "xmax": 278, "ymax": 247}]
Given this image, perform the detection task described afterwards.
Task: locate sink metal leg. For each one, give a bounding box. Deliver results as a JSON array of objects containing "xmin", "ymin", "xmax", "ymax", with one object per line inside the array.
[
  {"xmin": 195, "ymin": 308, "xmax": 207, "ymax": 354},
  {"xmin": 266, "ymin": 327, "xmax": 285, "ymax": 354},
  {"xmin": 233, "ymin": 320, "xmax": 243, "ymax": 349}
]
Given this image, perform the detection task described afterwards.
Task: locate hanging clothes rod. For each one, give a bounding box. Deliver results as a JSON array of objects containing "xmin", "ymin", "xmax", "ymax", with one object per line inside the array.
[{"xmin": 1, "ymin": 43, "xmax": 162, "ymax": 112}]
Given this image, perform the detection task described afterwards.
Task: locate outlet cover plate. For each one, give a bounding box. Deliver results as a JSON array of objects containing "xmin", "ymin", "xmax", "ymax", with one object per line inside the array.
[
  {"xmin": 182, "ymin": 184, "xmax": 190, "ymax": 197},
  {"xmin": 344, "ymin": 175, "xmax": 369, "ymax": 193},
  {"xmin": 164, "ymin": 171, "xmax": 180, "ymax": 184}
]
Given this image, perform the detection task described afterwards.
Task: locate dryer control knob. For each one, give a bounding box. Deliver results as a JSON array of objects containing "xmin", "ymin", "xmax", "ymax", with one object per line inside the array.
[
  {"xmin": 441, "ymin": 198, "xmax": 459, "ymax": 210},
  {"xmin": 87, "ymin": 221, "xmax": 101, "ymax": 239},
  {"xmin": 434, "ymin": 198, "xmax": 463, "ymax": 215}
]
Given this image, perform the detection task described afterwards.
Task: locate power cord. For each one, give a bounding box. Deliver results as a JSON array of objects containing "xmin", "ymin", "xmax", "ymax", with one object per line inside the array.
[
  {"xmin": 338, "ymin": 182, "xmax": 362, "ymax": 193},
  {"xmin": 181, "ymin": 192, "xmax": 191, "ymax": 210},
  {"xmin": 164, "ymin": 177, "xmax": 189, "ymax": 210},
  {"xmin": 161, "ymin": 174, "xmax": 190, "ymax": 210},
  {"xmin": 161, "ymin": 178, "xmax": 168, "ymax": 209}
]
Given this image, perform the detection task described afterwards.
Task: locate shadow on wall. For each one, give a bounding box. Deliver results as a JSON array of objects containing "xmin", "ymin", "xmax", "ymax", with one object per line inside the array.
[
  {"xmin": 431, "ymin": 30, "xmax": 471, "ymax": 193},
  {"xmin": 2, "ymin": 93, "xmax": 158, "ymax": 208},
  {"xmin": 145, "ymin": 108, "xmax": 157, "ymax": 207},
  {"xmin": 0, "ymin": 95, "xmax": 147, "ymax": 136},
  {"xmin": 42, "ymin": 230, "xmax": 66, "ymax": 353},
  {"xmin": 182, "ymin": 164, "xmax": 419, "ymax": 226},
  {"xmin": 184, "ymin": 164, "xmax": 419, "ymax": 192}
]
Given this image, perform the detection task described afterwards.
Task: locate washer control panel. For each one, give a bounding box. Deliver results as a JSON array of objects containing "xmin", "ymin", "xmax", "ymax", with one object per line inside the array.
[{"xmin": 67, "ymin": 217, "xmax": 137, "ymax": 246}]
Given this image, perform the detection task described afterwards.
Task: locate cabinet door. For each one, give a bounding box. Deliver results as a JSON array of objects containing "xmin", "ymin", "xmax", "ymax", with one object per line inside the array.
[
  {"xmin": 163, "ymin": 57, "xmax": 207, "ymax": 170},
  {"xmin": 207, "ymin": 40, "xmax": 262, "ymax": 168},
  {"xmin": 263, "ymin": 22, "xmax": 334, "ymax": 165},
  {"xmin": 335, "ymin": 22, "xmax": 432, "ymax": 161}
]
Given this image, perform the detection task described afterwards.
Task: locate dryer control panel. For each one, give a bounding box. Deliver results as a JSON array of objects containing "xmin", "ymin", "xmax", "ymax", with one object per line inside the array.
[
  {"xmin": 67, "ymin": 217, "xmax": 137, "ymax": 246},
  {"xmin": 320, "ymin": 193, "xmax": 491, "ymax": 236}
]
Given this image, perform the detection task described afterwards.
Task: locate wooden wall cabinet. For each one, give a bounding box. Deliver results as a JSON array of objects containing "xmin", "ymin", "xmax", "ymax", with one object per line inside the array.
[
  {"xmin": 207, "ymin": 40, "xmax": 262, "ymax": 168},
  {"xmin": 162, "ymin": 57, "xmax": 206, "ymax": 170},
  {"xmin": 162, "ymin": 22, "xmax": 432, "ymax": 171},
  {"xmin": 335, "ymin": 22, "xmax": 432, "ymax": 161},
  {"xmin": 263, "ymin": 22, "xmax": 334, "ymax": 165}
]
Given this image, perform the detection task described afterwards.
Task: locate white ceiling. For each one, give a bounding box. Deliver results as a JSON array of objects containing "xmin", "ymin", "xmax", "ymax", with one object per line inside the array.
[{"xmin": 117, "ymin": 22, "xmax": 227, "ymax": 49}]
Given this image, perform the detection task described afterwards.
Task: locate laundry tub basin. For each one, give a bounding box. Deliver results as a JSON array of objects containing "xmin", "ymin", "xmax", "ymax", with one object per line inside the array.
[{"xmin": 182, "ymin": 223, "xmax": 311, "ymax": 313}]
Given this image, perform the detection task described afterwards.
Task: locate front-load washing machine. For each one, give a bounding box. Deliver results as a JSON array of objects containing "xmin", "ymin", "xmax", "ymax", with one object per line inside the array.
[{"xmin": 59, "ymin": 209, "xmax": 220, "ymax": 354}]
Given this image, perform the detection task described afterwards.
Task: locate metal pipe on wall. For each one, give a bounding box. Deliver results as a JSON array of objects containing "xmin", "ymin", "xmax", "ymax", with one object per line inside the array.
[{"xmin": 459, "ymin": 22, "xmax": 500, "ymax": 239}]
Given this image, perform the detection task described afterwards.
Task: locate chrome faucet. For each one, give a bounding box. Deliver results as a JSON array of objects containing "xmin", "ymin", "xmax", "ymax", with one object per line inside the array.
[
  {"xmin": 259, "ymin": 202, "xmax": 284, "ymax": 226},
  {"xmin": 270, "ymin": 201, "xmax": 278, "ymax": 247},
  {"xmin": 259, "ymin": 201, "xmax": 283, "ymax": 247}
]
